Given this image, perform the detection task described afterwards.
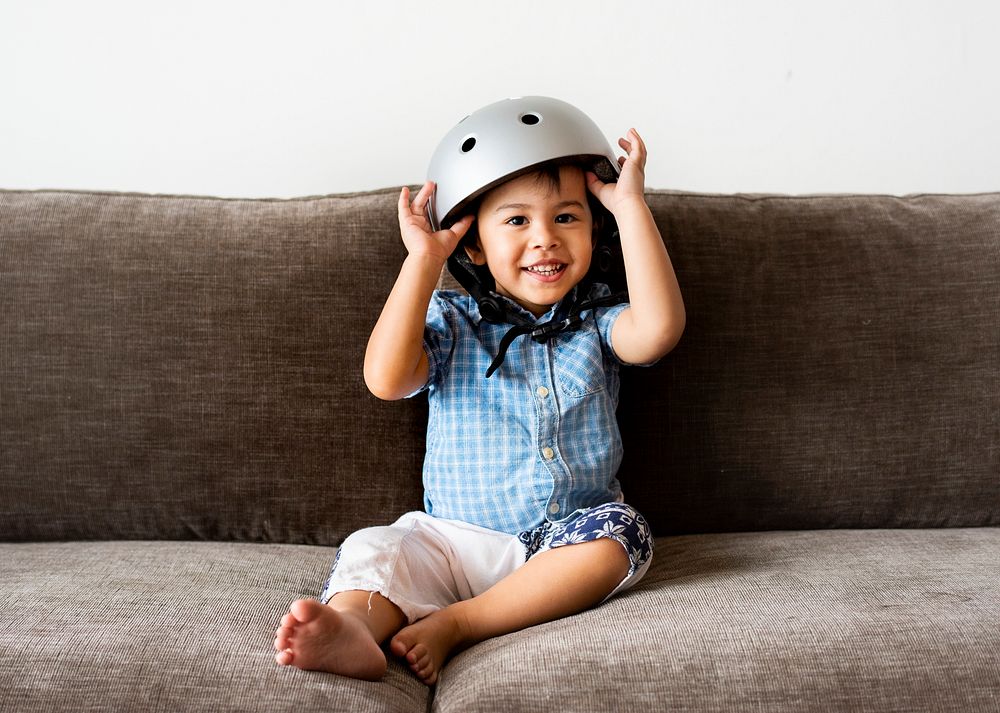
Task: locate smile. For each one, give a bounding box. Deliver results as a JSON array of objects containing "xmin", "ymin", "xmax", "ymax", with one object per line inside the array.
[{"xmin": 523, "ymin": 263, "xmax": 566, "ymax": 277}]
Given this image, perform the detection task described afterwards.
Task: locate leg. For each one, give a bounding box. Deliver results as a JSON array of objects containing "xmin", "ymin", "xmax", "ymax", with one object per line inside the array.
[
  {"xmin": 390, "ymin": 537, "xmax": 630, "ymax": 684},
  {"xmin": 274, "ymin": 590, "xmax": 406, "ymax": 680},
  {"xmin": 273, "ymin": 511, "xmax": 494, "ymax": 680}
]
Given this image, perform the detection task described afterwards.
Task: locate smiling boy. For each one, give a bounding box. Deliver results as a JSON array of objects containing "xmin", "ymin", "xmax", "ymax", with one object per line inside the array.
[{"xmin": 275, "ymin": 98, "xmax": 685, "ymax": 685}]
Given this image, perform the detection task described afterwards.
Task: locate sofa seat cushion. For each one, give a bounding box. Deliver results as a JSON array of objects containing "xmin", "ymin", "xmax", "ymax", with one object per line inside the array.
[
  {"xmin": 0, "ymin": 540, "xmax": 428, "ymax": 713},
  {"xmin": 433, "ymin": 528, "xmax": 1000, "ymax": 713}
]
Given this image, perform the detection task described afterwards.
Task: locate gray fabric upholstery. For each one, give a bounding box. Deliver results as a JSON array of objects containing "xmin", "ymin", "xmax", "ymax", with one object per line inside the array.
[
  {"xmin": 0, "ymin": 540, "xmax": 428, "ymax": 713},
  {"xmin": 434, "ymin": 528, "xmax": 1000, "ymax": 713},
  {"xmin": 2, "ymin": 187, "xmax": 999, "ymax": 712},
  {"xmin": 2, "ymin": 531, "xmax": 996, "ymax": 713},
  {"xmin": 2, "ymin": 189, "xmax": 998, "ymax": 544},
  {"xmin": 625, "ymin": 191, "xmax": 1000, "ymax": 534},
  {"xmin": 1, "ymin": 189, "xmax": 427, "ymax": 544}
]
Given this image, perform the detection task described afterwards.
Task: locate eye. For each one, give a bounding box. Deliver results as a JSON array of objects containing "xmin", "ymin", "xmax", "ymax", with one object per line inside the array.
[
  {"xmin": 505, "ymin": 216, "xmax": 527, "ymax": 226},
  {"xmin": 555, "ymin": 213, "xmax": 577, "ymax": 224}
]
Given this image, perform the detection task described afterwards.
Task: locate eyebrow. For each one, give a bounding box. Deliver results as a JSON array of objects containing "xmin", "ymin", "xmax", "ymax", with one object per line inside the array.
[{"xmin": 494, "ymin": 200, "xmax": 585, "ymax": 214}]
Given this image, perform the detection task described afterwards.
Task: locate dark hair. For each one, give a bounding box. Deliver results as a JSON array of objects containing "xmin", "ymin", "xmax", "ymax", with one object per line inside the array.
[{"xmin": 457, "ymin": 158, "xmax": 608, "ymax": 251}]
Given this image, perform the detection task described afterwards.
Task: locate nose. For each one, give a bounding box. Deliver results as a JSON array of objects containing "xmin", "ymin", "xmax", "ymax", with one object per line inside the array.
[{"xmin": 529, "ymin": 223, "xmax": 560, "ymax": 250}]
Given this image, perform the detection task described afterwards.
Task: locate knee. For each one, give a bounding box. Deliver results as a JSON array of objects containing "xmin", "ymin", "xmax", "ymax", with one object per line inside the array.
[
  {"xmin": 576, "ymin": 502, "xmax": 654, "ymax": 571},
  {"xmin": 588, "ymin": 537, "xmax": 632, "ymax": 579}
]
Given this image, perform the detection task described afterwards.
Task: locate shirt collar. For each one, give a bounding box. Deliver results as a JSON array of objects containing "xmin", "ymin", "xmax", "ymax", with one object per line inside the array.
[{"xmin": 467, "ymin": 287, "xmax": 582, "ymax": 327}]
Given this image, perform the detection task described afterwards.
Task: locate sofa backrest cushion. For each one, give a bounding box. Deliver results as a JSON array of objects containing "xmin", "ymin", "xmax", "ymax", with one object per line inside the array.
[
  {"xmin": 1, "ymin": 189, "xmax": 427, "ymax": 544},
  {"xmin": 624, "ymin": 191, "xmax": 1000, "ymax": 533},
  {"xmin": 1, "ymin": 188, "xmax": 998, "ymax": 542}
]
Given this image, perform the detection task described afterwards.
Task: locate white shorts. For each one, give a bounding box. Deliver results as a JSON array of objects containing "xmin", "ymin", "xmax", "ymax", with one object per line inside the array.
[{"xmin": 318, "ymin": 508, "xmax": 653, "ymax": 623}]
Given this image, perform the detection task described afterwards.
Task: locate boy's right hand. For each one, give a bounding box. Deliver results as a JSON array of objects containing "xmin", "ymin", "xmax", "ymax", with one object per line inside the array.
[{"xmin": 398, "ymin": 181, "xmax": 475, "ymax": 262}]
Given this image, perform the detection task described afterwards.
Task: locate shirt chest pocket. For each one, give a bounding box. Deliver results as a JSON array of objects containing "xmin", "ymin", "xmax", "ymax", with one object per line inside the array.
[{"xmin": 552, "ymin": 324, "xmax": 610, "ymax": 398}]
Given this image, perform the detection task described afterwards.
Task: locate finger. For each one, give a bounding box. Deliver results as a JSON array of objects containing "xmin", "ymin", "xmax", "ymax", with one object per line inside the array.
[
  {"xmin": 586, "ymin": 171, "xmax": 608, "ymax": 196},
  {"xmin": 448, "ymin": 214, "xmax": 475, "ymax": 241},
  {"xmin": 416, "ymin": 180, "xmax": 435, "ymax": 208},
  {"xmin": 633, "ymin": 129, "xmax": 646, "ymax": 151},
  {"xmin": 628, "ymin": 128, "xmax": 647, "ymax": 162},
  {"xmin": 618, "ymin": 155, "xmax": 626, "ymax": 169},
  {"xmin": 398, "ymin": 186, "xmax": 413, "ymax": 221}
]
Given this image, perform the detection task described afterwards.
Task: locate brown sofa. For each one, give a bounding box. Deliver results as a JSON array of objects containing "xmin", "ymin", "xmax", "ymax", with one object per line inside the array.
[{"xmin": 1, "ymin": 186, "xmax": 998, "ymax": 712}]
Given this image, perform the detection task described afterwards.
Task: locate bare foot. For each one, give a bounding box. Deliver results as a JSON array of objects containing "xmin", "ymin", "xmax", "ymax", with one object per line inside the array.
[
  {"xmin": 274, "ymin": 599, "xmax": 387, "ymax": 681},
  {"xmin": 389, "ymin": 607, "xmax": 468, "ymax": 685}
]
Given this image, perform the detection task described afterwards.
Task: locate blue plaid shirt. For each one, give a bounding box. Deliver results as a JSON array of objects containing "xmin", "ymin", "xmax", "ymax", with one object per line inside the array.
[{"xmin": 410, "ymin": 285, "xmax": 630, "ymax": 535}]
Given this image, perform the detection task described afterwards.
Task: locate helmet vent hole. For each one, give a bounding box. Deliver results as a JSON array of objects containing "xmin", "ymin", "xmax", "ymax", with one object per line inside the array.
[
  {"xmin": 461, "ymin": 136, "xmax": 477, "ymax": 152},
  {"xmin": 520, "ymin": 113, "xmax": 541, "ymax": 126}
]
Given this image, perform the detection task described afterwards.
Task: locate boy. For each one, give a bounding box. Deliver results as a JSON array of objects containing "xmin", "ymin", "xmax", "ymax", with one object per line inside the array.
[{"xmin": 275, "ymin": 98, "xmax": 685, "ymax": 685}]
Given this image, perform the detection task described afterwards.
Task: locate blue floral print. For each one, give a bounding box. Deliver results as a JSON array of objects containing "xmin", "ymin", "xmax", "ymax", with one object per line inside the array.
[{"xmin": 518, "ymin": 502, "xmax": 653, "ymax": 578}]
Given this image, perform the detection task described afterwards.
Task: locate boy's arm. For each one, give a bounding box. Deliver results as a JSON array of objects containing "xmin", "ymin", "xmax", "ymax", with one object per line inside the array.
[
  {"xmin": 586, "ymin": 129, "xmax": 685, "ymax": 365},
  {"xmin": 363, "ymin": 182, "xmax": 474, "ymax": 400}
]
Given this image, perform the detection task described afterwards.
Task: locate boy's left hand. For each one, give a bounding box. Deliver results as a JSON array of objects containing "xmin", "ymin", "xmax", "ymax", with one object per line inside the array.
[{"xmin": 586, "ymin": 128, "xmax": 648, "ymax": 215}]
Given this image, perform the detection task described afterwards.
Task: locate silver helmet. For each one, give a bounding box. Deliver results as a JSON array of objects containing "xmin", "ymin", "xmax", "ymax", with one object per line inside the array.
[
  {"xmin": 426, "ymin": 96, "xmax": 620, "ymax": 231},
  {"xmin": 424, "ymin": 97, "xmax": 627, "ymax": 333}
]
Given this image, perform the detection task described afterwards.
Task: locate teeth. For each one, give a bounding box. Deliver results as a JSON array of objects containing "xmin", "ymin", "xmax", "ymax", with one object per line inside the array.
[{"xmin": 525, "ymin": 264, "xmax": 564, "ymax": 276}]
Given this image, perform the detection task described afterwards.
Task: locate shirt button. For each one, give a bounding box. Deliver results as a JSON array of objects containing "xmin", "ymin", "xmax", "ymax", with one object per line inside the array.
[
  {"xmin": 542, "ymin": 447, "xmax": 555, "ymax": 460},
  {"xmin": 549, "ymin": 503, "xmax": 561, "ymax": 515},
  {"xmin": 536, "ymin": 386, "xmax": 549, "ymax": 398}
]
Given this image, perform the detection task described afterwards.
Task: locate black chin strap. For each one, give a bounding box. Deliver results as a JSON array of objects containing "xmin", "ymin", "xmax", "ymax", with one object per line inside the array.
[
  {"xmin": 484, "ymin": 290, "xmax": 627, "ymax": 378},
  {"xmin": 445, "ymin": 252, "xmax": 627, "ymax": 378}
]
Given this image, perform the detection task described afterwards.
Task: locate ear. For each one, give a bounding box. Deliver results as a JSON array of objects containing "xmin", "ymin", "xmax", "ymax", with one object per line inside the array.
[{"xmin": 464, "ymin": 238, "xmax": 488, "ymax": 266}]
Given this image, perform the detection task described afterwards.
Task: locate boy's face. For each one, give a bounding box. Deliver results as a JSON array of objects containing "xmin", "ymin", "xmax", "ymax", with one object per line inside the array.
[{"xmin": 468, "ymin": 165, "xmax": 595, "ymax": 317}]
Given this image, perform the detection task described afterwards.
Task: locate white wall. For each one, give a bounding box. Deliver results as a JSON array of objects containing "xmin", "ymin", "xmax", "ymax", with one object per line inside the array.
[{"xmin": 2, "ymin": 0, "xmax": 998, "ymax": 198}]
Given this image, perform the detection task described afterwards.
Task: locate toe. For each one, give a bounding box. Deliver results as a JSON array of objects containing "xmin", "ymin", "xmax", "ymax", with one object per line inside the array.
[
  {"xmin": 418, "ymin": 664, "xmax": 437, "ymax": 685},
  {"xmin": 406, "ymin": 643, "xmax": 427, "ymax": 665},
  {"xmin": 275, "ymin": 623, "xmax": 295, "ymax": 648},
  {"xmin": 389, "ymin": 634, "xmax": 411, "ymax": 659},
  {"xmin": 289, "ymin": 598, "xmax": 325, "ymax": 624},
  {"xmin": 409, "ymin": 649, "xmax": 436, "ymax": 683},
  {"xmin": 275, "ymin": 648, "xmax": 294, "ymax": 666}
]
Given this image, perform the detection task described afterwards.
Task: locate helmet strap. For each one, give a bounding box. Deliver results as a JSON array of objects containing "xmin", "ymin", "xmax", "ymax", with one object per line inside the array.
[
  {"xmin": 484, "ymin": 285, "xmax": 627, "ymax": 378},
  {"xmin": 446, "ymin": 246, "xmax": 627, "ymax": 378}
]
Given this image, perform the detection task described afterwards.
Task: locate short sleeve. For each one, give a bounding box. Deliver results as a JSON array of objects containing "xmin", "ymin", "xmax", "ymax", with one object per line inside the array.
[
  {"xmin": 405, "ymin": 291, "xmax": 455, "ymax": 398},
  {"xmin": 581, "ymin": 283, "xmax": 632, "ymax": 366},
  {"xmin": 594, "ymin": 300, "xmax": 663, "ymax": 368},
  {"xmin": 593, "ymin": 301, "xmax": 631, "ymax": 365}
]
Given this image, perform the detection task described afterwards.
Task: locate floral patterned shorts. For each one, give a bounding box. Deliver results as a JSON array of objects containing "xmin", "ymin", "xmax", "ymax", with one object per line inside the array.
[
  {"xmin": 318, "ymin": 504, "xmax": 654, "ymax": 623},
  {"xmin": 518, "ymin": 502, "xmax": 654, "ymax": 579}
]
